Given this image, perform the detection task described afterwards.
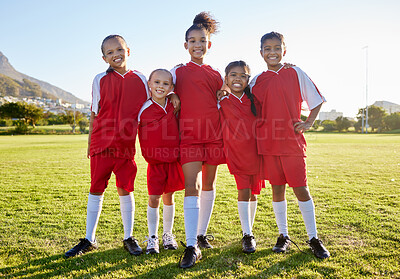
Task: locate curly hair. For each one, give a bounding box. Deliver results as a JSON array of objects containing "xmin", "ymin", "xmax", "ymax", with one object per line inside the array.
[{"xmin": 185, "ymin": 11, "xmax": 219, "ymax": 41}]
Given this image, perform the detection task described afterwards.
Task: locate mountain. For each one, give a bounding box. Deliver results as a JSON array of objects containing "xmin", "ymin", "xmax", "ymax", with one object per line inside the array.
[{"xmin": 0, "ymin": 51, "xmax": 88, "ymax": 104}]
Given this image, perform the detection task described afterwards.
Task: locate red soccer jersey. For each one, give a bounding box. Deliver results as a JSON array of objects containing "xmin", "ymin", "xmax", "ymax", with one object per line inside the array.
[
  {"xmin": 250, "ymin": 66, "xmax": 325, "ymax": 157},
  {"xmin": 171, "ymin": 61, "xmax": 223, "ymax": 144},
  {"xmin": 90, "ymin": 70, "xmax": 149, "ymax": 159},
  {"xmin": 219, "ymin": 93, "xmax": 261, "ymax": 175},
  {"xmin": 138, "ymin": 99, "xmax": 180, "ymax": 164}
]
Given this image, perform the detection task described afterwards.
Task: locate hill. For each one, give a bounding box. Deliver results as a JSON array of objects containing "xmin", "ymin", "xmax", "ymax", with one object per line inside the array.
[{"xmin": 0, "ymin": 51, "xmax": 88, "ymax": 104}]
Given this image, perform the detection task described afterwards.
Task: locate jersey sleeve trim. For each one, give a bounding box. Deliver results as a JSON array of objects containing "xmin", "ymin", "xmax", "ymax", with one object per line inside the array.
[
  {"xmin": 91, "ymin": 72, "xmax": 107, "ymax": 114},
  {"xmin": 293, "ymin": 67, "xmax": 326, "ymax": 110},
  {"xmin": 138, "ymin": 99, "xmax": 153, "ymax": 122},
  {"xmin": 249, "ymin": 73, "xmax": 262, "ymax": 93},
  {"xmin": 133, "ymin": 70, "xmax": 150, "ymax": 99},
  {"xmin": 170, "ymin": 65, "xmax": 182, "ymax": 85}
]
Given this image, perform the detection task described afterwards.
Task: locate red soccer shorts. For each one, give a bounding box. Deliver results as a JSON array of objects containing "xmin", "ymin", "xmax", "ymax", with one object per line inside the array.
[
  {"xmin": 234, "ymin": 174, "xmax": 266, "ymax": 195},
  {"xmin": 147, "ymin": 161, "xmax": 185, "ymax": 195},
  {"xmin": 180, "ymin": 140, "xmax": 226, "ymax": 165},
  {"xmin": 90, "ymin": 151, "xmax": 137, "ymax": 193},
  {"xmin": 261, "ymin": 155, "xmax": 307, "ymax": 187}
]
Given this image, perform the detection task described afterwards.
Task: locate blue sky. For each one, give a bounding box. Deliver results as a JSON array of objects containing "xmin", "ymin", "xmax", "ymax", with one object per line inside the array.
[{"xmin": 1, "ymin": 0, "xmax": 399, "ymax": 117}]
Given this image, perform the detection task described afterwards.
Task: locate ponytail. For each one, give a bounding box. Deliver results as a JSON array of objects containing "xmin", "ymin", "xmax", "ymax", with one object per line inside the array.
[
  {"xmin": 244, "ymin": 86, "xmax": 257, "ymax": 116},
  {"xmin": 185, "ymin": 11, "xmax": 219, "ymax": 41}
]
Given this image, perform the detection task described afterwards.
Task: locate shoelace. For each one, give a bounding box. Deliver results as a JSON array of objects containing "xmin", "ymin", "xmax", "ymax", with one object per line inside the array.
[
  {"xmin": 178, "ymin": 241, "xmax": 195, "ymax": 268},
  {"xmin": 287, "ymin": 237, "xmax": 307, "ymax": 254},
  {"xmin": 163, "ymin": 233, "xmax": 176, "ymax": 244},
  {"xmin": 199, "ymin": 234, "xmax": 215, "ymax": 242},
  {"xmin": 143, "ymin": 236, "xmax": 158, "ymax": 249}
]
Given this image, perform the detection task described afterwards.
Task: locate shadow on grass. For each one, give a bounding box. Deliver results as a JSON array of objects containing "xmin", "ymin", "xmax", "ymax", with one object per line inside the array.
[{"xmin": 0, "ymin": 243, "xmax": 333, "ymax": 278}]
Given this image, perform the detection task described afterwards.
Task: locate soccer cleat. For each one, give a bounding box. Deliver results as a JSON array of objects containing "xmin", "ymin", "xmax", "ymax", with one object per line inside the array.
[
  {"xmin": 197, "ymin": 234, "xmax": 214, "ymax": 249},
  {"xmin": 179, "ymin": 242, "xmax": 202, "ymax": 268},
  {"xmin": 123, "ymin": 237, "xmax": 142, "ymax": 256},
  {"xmin": 241, "ymin": 234, "xmax": 256, "ymax": 254},
  {"xmin": 307, "ymin": 237, "xmax": 330, "ymax": 259},
  {"xmin": 162, "ymin": 232, "xmax": 178, "ymax": 250},
  {"xmin": 272, "ymin": 234, "xmax": 290, "ymax": 253},
  {"xmin": 145, "ymin": 235, "xmax": 160, "ymax": 254},
  {"xmin": 64, "ymin": 238, "xmax": 98, "ymax": 258}
]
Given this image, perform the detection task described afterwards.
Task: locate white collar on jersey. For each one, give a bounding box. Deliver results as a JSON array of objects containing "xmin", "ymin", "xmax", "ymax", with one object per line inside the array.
[
  {"xmin": 267, "ymin": 65, "xmax": 285, "ymax": 74},
  {"xmin": 189, "ymin": 61, "xmax": 204, "ymax": 67},
  {"xmin": 229, "ymin": 92, "xmax": 245, "ymax": 102},
  {"xmin": 113, "ymin": 69, "xmax": 131, "ymax": 77}
]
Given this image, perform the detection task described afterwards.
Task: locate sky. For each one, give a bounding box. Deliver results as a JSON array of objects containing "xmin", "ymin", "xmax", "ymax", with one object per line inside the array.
[{"xmin": 1, "ymin": 0, "xmax": 399, "ymax": 117}]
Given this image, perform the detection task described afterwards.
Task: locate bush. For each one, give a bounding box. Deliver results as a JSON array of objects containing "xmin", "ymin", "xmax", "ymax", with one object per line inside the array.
[{"xmin": 321, "ymin": 120, "xmax": 337, "ymax": 132}]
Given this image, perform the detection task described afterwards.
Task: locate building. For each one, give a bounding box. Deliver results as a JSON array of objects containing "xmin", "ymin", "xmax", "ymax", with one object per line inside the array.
[
  {"xmin": 319, "ymin": 109, "xmax": 343, "ymax": 121},
  {"xmin": 373, "ymin": 101, "xmax": 400, "ymax": 114}
]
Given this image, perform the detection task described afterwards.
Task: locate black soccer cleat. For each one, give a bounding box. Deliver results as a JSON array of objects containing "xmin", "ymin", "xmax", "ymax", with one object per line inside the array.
[
  {"xmin": 123, "ymin": 237, "xmax": 143, "ymax": 256},
  {"xmin": 307, "ymin": 237, "xmax": 330, "ymax": 259},
  {"xmin": 179, "ymin": 243, "xmax": 202, "ymax": 269},
  {"xmin": 197, "ymin": 234, "xmax": 214, "ymax": 249},
  {"xmin": 242, "ymin": 234, "xmax": 256, "ymax": 254},
  {"xmin": 272, "ymin": 234, "xmax": 290, "ymax": 253},
  {"xmin": 65, "ymin": 238, "xmax": 98, "ymax": 258}
]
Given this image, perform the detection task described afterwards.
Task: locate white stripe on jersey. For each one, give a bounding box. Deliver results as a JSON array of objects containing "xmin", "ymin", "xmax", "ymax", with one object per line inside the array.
[
  {"xmin": 138, "ymin": 99, "xmax": 153, "ymax": 122},
  {"xmin": 170, "ymin": 65, "xmax": 182, "ymax": 85},
  {"xmin": 132, "ymin": 70, "xmax": 150, "ymax": 99},
  {"xmin": 249, "ymin": 73, "xmax": 263, "ymax": 93},
  {"xmin": 91, "ymin": 72, "xmax": 107, "ymax": 115},
  {"xmin": 293, "ymin": 67, "xmax": 326, "ymax": 110}
]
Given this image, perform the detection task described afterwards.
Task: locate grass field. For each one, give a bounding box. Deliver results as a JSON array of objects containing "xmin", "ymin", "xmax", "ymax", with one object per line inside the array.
[{"xmin": 0, "ymin": 134, "xmax": 399, "ymax": 278}]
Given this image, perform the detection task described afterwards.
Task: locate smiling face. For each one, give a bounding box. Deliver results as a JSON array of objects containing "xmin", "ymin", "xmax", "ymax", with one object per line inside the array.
[
  {"xmin": 225, "ymin": 66, "xmax": 250, "ymax": 98},
  {"xmin": 260, "ymin": 37, "xmax": 286, "ymax": 71},
  {"xmin": 184, "ymin": 29, "xmax": 211, "ymax": 65},
  {"xmin": 148, "ymin": 70, "xmax": 174, "ymax": 106},
  {"xmin": 102, "ymin": 37, "xmax": 130, "ymax": 75}
]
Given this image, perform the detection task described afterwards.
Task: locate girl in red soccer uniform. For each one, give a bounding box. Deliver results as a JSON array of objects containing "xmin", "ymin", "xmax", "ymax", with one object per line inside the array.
[
  {"xmin": 218, "ymin": 61, "xmax": 265, "ymax": 254},
  {"xmin": 138, "ymin": 69, "xmax": 184, "ymax": 254},
  {"xmin": 250, "ymin": 32, "xmax": 330, "ymax": 259},
  {"xmin": 65, "ymin": 35, "xmax": 149, "ymax": 258},
  {"xmin": 170, "ymin": 12, "xmax": 224, "ymax": 268}
]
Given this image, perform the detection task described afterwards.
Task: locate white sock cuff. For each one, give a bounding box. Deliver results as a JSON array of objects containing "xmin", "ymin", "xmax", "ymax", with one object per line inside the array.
[
  {"xmin": 272, "ymin": 200, "xmax": 287, "ymax": 213},
  {"xmin": 200, "ymin": 189, "xmax": 216, "ymax": 200},
  {"xmin": 163, "ymin": 204, "xmax": 174, "ymax": 211},
  {"xmin": 119, "ymin": 193, "xmax": 134, "ymax": 204},
  {"xmin": 184, "ymin": 196, "xmax": 200, "ymax": 209},
  {"xmin": 87, "ymin": 194, "xmax": 104, "ymax": 209},
  {"xmin": 88, "ymin": 193, "xmax": 104, "ymax": 202},
  {"xmin": 298, "ymin": 199, "xmax": 314, "ymax": 212}
]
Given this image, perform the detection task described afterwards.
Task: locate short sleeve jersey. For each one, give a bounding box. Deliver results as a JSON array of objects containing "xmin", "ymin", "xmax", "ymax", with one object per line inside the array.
[
  {"xmin": 90, "ymin": 70, "xmax": 149, "ymax": 159},
  {"xmin": 219, "ymin": 93, "xmax": 262, "ymax": 175},
  {"xmin": 250, "ymin": 66, "xmax": 325, "ymax": 157},
  {"xmin": 138, "ymin": 99, "xmax": 180, "ymax": 164},
  {"xmin": 170, "ymin": 62, "xmax": 223, "ymax": 144}
]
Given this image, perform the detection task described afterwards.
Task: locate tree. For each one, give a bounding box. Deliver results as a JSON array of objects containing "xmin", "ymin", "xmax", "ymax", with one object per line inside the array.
[
  {"xmin": 24, "ymin": 103, "xmax": 43, "ymax": 127},
  {"xmin": 366, "ymin": 105, "xmax": 386, "ymax": 132},
  {"xmin": 60, "ymin": 110, "xmax": 85, "ymax": 133},
  {"xmin": 335, "ymin": 116, "xmax": 352, "ymax": 132},
  {"xmin": 0, "ymin": 102, "xmax": 43, "ymax": 132},
  {"xmin": 78, "ymin": 117, "xmax": 89, "ymax": 133},
  {"xmin": 383, "ymin": 113, "xmax": 400, "ymax": 131},
  {"xmin": 312, "ymin": 119, "xmax": 321, "ymax": 130},
  {"xmin": 321, "ymin": 120, "xmax": 337, "ymax": 132}
]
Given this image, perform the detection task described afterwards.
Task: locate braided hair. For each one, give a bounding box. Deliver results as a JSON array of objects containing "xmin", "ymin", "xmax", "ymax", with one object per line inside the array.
[
  {"xmin": 225, "ymin": 61, "xmax": 257, "ymax": 116},
  {"xmin": 185, "ymin": 12, "xmax": 219, "ymax": 41}
]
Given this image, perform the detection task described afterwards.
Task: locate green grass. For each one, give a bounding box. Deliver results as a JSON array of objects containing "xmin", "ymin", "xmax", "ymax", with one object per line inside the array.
[{"xmin": 0, "ymin": 134, "xmax": 399, "ymax": 278}]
